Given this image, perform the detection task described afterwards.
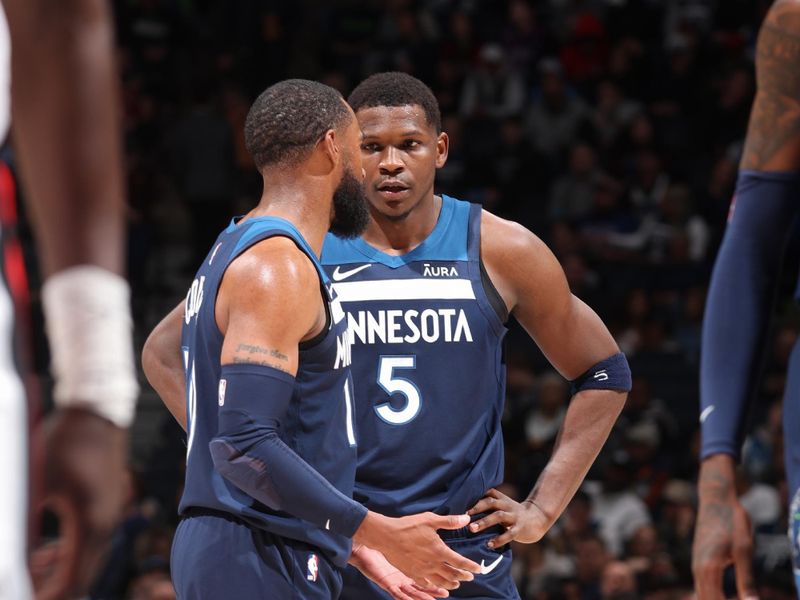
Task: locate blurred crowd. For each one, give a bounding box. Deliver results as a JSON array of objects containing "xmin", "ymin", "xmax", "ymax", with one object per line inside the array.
[{"xmin": 16, "ymin": 0, "xmax": 800, "ymax": 598}]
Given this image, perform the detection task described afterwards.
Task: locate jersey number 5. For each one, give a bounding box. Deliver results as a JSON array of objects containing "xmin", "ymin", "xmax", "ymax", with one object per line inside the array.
[{"xmin": 375, "ymin": 356, "xmax": 421, "ymax": 425}]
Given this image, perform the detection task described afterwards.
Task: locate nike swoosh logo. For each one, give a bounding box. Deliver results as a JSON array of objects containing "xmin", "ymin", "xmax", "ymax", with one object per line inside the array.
[
  {"xmin": 700, "ymin": 405, "xmax": 715, "ymax": 424},
  {"xmin": 480, "ymin": 555, "xmax": 503, "ymax": 575},
  {"xmin": 324, "ymin": 519, "xmax": 330, "ymax": 530},
  {"xmin": 332, "ymin": 264, "xmax": 372, "ymax": 281}
]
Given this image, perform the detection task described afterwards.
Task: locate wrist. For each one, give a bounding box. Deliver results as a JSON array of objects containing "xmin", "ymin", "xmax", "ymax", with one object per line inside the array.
[
  {"xmin": 522, "ymin": 499, "xmax": 553, "ymax": 534},
  {"xmin": 698, "ymin": 454, "xmax": 738, "ymax": 500},
  {"xmin": 352, "ymin": 511, "xmax": 386, "ymax": 548},
  {"xmin": 348, "ymin": 542, "xmax": 366, "ymax": 568},
  {"xmin": 699, "ymin": 454, "xmax": 737, "ymax": 482},
  {"xmin": 43, "ymin": 266, "xmax": 138, "ymax": 428},
  {"xmin": 700, "ymin": 453, "xmax": 736, "ymax": 471}
]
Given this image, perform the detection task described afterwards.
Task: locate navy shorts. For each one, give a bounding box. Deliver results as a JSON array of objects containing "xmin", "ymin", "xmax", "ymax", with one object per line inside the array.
[
  {"xmin": 171, "ymin": 509, "xmax": 343, "ymax": 599},
  {"xmin": 340, "ymin": 526, "xmax": 520, "ymax": 600}
]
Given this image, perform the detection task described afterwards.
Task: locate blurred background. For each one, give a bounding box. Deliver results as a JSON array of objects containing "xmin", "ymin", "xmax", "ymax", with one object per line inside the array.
[{"xmin": 9, "ymin": 0, "xmax": 800, "ymax": 598}]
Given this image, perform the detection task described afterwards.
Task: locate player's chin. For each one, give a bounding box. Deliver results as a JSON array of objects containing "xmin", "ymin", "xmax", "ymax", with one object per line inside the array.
[{"xmin": 370, "ymin": 193, "xmax": 418, "ymax": 220}]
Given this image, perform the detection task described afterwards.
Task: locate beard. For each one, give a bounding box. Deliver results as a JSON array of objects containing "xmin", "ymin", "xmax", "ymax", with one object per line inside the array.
[{"xmin": 329, "ymin": 164, "xmax": 370, "ymax": 239}]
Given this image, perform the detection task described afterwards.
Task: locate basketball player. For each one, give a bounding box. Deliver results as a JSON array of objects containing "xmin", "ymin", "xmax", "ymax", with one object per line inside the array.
[
  {"xmin": 1, "ymin": 0, "xmax": 138, "ymax": 598},
  {"xmin": 318, "ymin": 72, "xmax": 630, "ymax": 599},
  {"xmin": 693, "ymin": 1, "xmax": 800, "ymax": 598},
  {"xmin": 144, "ymin": 79, "xmax": 481, "ymax": 598}
]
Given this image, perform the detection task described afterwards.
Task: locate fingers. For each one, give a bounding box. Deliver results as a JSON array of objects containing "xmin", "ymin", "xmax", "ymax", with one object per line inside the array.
[
  {"xmin": 692, "ymin": 560, "xmax": 726, "ymax": 600},
  {"xmin": 441, "ymin": 562, "xmax": 475, "ymax": 582},
  {"xmin": 409, "ymin": 583, "xmax": 449, "ymax": 598},
  {"xmin": 387, "ymin": 586, "xmax": 421, "ymax": 600},
  {"xmin": 422, "ymin": 573, "xmax": 462, "ymax": 591},
  {"xmin": 436, "ymin": 544, "xmax": 482, "ymax": 574},
  {"xmin": 414, "ymin": 552, "xmax": 476, "ymax": 591},
  {"xmin": 469, "ymin": 510, "xmax": 511, "ymax": 534},
  {"xmin": 423, "ymin": 514, "xmax": 481, "ymax": 572},
  {"xmin": 733, "ymin": 511, "xmax": 758, "ymax": 600},
  {"xmin": 429, "ymin": 513, "xmax": 470, "ymax": 530},
  {"xmin": 399, "ymin": 583, "xmax": 445, "ymax": 600},
  {"xmin": 467, "ymin": 488, "xmax": 507, "ymax": 516},
  {"xmin": 31, "ymin": 495, "xmax": 82, "ymax": 600},
  {"xmin": 467, "ymin": 498, "xmax": 493, "ymax": 517},
  {"xmin": 488, "ymin": 527, "xmax": 517, "ymax": 549}
]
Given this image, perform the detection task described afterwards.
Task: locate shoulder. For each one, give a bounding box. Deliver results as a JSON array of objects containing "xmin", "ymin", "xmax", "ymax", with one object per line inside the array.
[
  {"xmin": 479, "ymin": 209, "xmax": 566, "ymax": 313},
  {"xmin": 223, "ymin": 236, "xmax": 321, "ymax": 310},
  {"xmin": 480, "ymin": 209, "xmax": 552, "ymax": 265}
]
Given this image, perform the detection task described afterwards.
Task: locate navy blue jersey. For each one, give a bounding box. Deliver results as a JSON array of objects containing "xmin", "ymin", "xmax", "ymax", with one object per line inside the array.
[
  {"xmin": 321, "ymin": 196, "xmax": 508, "ymax": 516},
  {"xmin": 179, "ymin": 216, "xmax": 358, "ymax": 566}
]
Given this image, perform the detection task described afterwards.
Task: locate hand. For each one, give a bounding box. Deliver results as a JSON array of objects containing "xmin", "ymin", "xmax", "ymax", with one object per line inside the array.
[
  {"xmin": 692, "ymin": 455, "xmax": 757, "ymax": 600},
  {"xmin": 30, "ymin": 409, "xmax": 130, "ymax": 600},
  {"xmin": 349, "ymin": 544, "xmax": 449, "ymax": 600},
  {"xmin": 354, "ymin": 512, "xmax": 482, "ymax": 590},
  {"xmin": 467, "ymin": 488, "xmax": 549, "ymax": 548}
]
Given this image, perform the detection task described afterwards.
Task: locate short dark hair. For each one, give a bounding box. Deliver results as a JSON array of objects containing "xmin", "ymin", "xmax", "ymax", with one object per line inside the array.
[
  {"xmin": 348, "ymin": 72, "xmax": 442, "ymax": 132},
  {"xmin": 244, "ymin": 79, "xmax": 351, "ymax": 169}
]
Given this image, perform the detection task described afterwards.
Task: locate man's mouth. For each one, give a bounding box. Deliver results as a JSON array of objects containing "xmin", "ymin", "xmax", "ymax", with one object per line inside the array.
[{"xmin": 378, "ymin": 181, "xmax": 409, "ymax": 193}]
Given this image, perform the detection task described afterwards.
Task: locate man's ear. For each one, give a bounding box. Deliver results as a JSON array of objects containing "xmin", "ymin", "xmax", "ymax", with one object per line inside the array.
[
  {"xmin": 435, "ymin": 131, "xmax": 449, "ymax": 169},
  {"xmin": 316, "ymin": 129, "xmax": 339, "ymax": 172}
]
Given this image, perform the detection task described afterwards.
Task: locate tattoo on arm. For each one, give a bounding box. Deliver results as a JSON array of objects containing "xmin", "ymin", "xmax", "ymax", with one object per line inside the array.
[
  {"xmin": 693, "ymin": 462, "xmax": 735, "ymax": 563},
  {"xmin": 741, "ymin": 3, "xmax": 800, "ymax": 170},
  {"xmin": 236, "ymin": 343, "xmax": 288, "ymax": 361},
  {"xmin": 232, "ymin": 343, "xmax": 290, "ymax": 372}
]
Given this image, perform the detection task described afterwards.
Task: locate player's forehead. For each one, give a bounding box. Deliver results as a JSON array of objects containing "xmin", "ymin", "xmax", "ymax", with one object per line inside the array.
[{"xmin": 356, "ymin": 104, "xmax": 433, "ymax": 138}]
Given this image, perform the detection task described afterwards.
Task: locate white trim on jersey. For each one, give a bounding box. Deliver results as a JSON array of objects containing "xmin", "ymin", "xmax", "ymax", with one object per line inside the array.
[{"xmin": 332, "ymin": 279, "xmax": 476, "ymax": 303}]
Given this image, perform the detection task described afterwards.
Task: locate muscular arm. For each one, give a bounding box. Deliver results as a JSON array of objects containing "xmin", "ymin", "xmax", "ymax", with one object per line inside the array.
[
  {"xmin": 143, "ymin": 303, "xmax": 187, "ymax": 429},
  {"xmin": 740, "ymin": 0, "xmax": 800, "ymax": 172},
  {"xmin": 694, "ymin": 3, "xmax": 800, "ymax": 597},
  {"xmin": 470, "ymin": 213, "xmax": 626, "ymax": 545},
  {"xmin": 205, "ymin": 238, "xmax": 376, "ymax": 537},
  {"xmin": 700, "ymin": 0, "xmax": 800, "ymax": 462},
  {"xmin": 211, "ymin": 238, "xmax": 481, "ymax": 588}
]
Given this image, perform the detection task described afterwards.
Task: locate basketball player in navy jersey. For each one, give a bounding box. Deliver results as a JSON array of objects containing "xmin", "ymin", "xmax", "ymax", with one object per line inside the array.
[
  {"xmin": 2, "ymin": 0, "xmax": 139, "ymax": 598},
  {"xmin": 319, "ymin": 72, "xmax": 631, "ymax": 599},
  {"xmin": 143, "ymin": 79, "xmax": 481, "ymax": 598},
  {"xmin": 693, "ymin": 2, "xmax": 800, "ymax": 598}
]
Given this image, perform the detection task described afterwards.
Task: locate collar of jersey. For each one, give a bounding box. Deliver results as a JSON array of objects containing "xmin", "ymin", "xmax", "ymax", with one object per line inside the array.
[{"xmin": 346, "ymin": 195, "xmax": 456, "ymax": 268}]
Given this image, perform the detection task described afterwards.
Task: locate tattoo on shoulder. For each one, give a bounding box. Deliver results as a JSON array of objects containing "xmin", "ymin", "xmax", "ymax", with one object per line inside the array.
[
  {"xmin": 741, "ymin": 5, "xmax": 800, "ymax": 169},
  {"xmin": 232, "ymin": 356, "xmax": 290, "ymax": 373},
  {"xmin": 235, "ymin": 343, "xmax": 289, "ymax": 362}
]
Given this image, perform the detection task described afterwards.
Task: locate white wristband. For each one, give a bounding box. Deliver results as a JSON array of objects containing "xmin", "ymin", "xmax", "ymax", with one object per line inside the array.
[{"xmin": 41, "ymin": 265, "xmax": 139, "ymax": 428}]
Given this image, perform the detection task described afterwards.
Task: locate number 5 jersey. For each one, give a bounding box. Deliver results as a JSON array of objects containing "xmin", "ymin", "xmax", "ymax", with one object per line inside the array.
[{"xmin": 321, "ymin": 196, "xmax": 508, "ymax": 517}]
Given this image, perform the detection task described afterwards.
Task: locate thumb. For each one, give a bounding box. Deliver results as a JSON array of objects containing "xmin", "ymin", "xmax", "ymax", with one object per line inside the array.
[{"xmin": 429, "ymin": 513, "xmax": 470, "ymax": 530}]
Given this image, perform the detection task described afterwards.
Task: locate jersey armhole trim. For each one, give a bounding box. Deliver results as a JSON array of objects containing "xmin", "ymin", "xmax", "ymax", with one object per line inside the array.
[
  {"xmin": 479, "ymin": 257, "xmax": 509, "ymax": 324},
  {"xmin": 299, "ymin": 285, "xmax": 332, "ymax": 351}
]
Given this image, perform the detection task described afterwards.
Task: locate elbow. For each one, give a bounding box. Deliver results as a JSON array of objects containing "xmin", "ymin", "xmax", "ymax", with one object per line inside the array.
[
  {"xmin": 209, "ymin": 438, "xmax": 243, "ymax": 475},
  {"xmin": 209, "ymin": 438, "xmax": 265, "ymax": 485},
  {"xmin": 209, "ymin": 436, "xmax": 281, "ymax": 510},
  {"xmin": 141, "ymin": 330, "xmax": 161, "ymax": 390}
]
